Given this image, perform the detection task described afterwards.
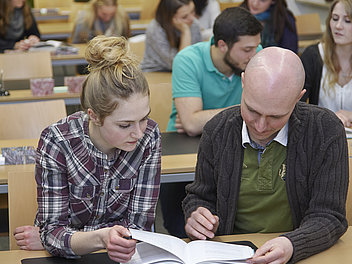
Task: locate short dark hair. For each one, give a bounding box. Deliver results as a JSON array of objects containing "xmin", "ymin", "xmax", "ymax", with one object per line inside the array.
[{"xmin": 213, "ymin": 7, "xmax": 263, "ymax": 48}]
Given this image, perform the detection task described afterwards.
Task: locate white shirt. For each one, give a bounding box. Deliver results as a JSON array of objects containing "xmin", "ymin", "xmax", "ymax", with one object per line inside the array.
[
  {"xmin": 318, "ymin": 43, "xmax": 352, "ymax": 112},
  {"xmin": 197, "ymin": 0, "xmax": 221, "ymax": 40}
]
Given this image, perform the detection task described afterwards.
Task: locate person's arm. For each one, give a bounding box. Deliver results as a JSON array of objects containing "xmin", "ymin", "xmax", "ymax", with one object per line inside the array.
[
  {"xmin": 175, "ymin": 97, "xmax": 228, "ymax": 136},
  {"xmin": 173, "ymin": 17, "xmax": 192, "ymax": 51},
  {"xmin": 300, "ymin": 44, "xmax": 322, "ymax": 104},
  {"xmin": 281, "ymin": 110, "xmax": 348, "ymax": 263}
]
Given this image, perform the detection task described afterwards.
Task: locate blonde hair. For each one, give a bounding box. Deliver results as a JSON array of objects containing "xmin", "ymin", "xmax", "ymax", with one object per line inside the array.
[
  {"xmin": 322, "ymin": 0, "xmax": 352, "ymax": 94},
  {"xmin": 81, "ymin": 36, "xmax": 149, "ymax": 124},
  {"xmin": 75, "ymin": 0, "xmax": 130, "ymax": 42}
]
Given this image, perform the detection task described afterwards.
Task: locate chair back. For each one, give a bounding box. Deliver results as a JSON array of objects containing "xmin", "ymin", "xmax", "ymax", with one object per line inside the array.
[
  {"xmin": 8, "ymin": 169, "xmax": 37, "ymax": 250},
  {"xmin": 149, "ymin": 82, "xmax": 172, "ymax": 133},
  {"xmin": 295, "ymin": 13, "xmax": 323, "ymax": 41},
  {"xmin": 0, "ymin": 100, "xmax": 67, "ymax": 140},
  {"xmin": 34, "ymin": 0, "xmax": 72, "ymax": 9},
  {"xmin": 0, "ymin": 52, "xmax": 52, "ymax": 81},
  {"xmin": 140, "ymin": 0, "xmax": 159, "ymax": 20},
  {"xmin": 129, "ymin": 34, "xmax": 146, "ymax": 61}
]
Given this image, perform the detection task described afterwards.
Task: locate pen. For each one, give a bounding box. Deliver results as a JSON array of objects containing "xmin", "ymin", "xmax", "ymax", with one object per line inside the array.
[{"xmin": 123, "ymin": 235, "xmax": 132, "ymax": 240}]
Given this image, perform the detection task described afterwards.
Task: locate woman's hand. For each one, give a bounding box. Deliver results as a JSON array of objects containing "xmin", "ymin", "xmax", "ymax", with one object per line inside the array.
[
  {"xmin": 172, "ymin": 17, "xmax": 191, "ymax": 33},
  {"xmin": 13, "ymin": 225, "xmax": 44, "ymax": 250},
  {"xmin": 102, "ymin": 226, "xmax": 137, "ymax": 263}
]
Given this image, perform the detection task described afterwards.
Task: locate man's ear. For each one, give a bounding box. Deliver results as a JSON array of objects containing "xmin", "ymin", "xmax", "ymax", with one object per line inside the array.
[
  {"xmin": 217, "ymin": 40, "xmax": 228, "ymax": 53},
  {"xmin": 87, "ymin": 108, "xmax": 101, "ymax": 126}
]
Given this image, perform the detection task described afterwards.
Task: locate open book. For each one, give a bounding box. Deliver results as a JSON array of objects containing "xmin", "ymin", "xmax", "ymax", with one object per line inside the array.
[{"xmin": 127, "ymin": 229, "xmax": 255, "ymax": 264}]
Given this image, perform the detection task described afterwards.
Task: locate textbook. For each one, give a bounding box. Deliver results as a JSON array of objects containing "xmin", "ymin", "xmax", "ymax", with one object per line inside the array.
[{"xmin": 127, "ymin": 229, "xmax": 255, "ymax": 264}]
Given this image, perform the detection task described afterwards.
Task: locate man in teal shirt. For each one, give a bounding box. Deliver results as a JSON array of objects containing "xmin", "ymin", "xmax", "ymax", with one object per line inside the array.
[
  {"xmin": 167, "ymin": 7, "xmax": 263, "ymax": 136},
  {"xmin": 161, "ymin": 7, "xmax": 263, "ymax": 238}
]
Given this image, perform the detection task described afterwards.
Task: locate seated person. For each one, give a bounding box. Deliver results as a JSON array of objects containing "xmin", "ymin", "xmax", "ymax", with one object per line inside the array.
[
  {"xmin": 71, "ymin": 0, "xmax": 130, "ymax": 44},
  {"xmin": 160, "ymin": 7, "xmax": 263, "ymax": 239},
  {"xmin": 241, "ymin": 0, "xmax": 298, "ymax": 53},
  {"xmin": 193, "ymin": 0, "xmax": 221, "ymax": 40},
  {"xmin": 0, "ymin": 0, "xmax": 40, "ymax": 53},
  {"xmin": 141, "ymin": 0, "xmax": 202, "ymax": 72},
  {"xmin": 183, "ymin": 47, "xmax": 348, "ymax": 264},
  {"xmin": 13, "ymin": 36, "xmax": 161, "ymax": 263},
  {"xmin": 300, "ymin": 0, "xmax": 352, "ymax": 128}
]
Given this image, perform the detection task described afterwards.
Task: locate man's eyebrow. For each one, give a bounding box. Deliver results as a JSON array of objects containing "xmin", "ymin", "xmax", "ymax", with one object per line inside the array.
[{"xmin": 244, "ymin": 99, "xmax": 289, "ymax": 118}]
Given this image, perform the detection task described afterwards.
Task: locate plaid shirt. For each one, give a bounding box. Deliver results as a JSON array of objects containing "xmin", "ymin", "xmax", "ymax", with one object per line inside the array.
[{"xmin": 34, "ymin": 112, "xmax": 161, "ymax": 258}]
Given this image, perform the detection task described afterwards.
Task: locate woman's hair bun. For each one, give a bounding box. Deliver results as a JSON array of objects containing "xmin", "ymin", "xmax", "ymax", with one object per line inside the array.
[{"xmin": 85, "ymin": 35, "xmax": 139, "ymax": 74}]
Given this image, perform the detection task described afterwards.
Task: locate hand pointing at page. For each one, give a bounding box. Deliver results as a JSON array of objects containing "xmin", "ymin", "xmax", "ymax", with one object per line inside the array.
[{"xmin": 185, "ymin": 207, "xmax": 219, "ymax": 240}]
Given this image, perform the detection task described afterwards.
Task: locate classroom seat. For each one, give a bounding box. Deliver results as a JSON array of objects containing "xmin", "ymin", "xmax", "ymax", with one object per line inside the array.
[
  {"xmin": 8, "ymin": 170, "xmax": 37, "ymax": 250},
  {"xmin": 218, "ymin": 0, "xmax": 241, "ymax": 11},
  {"xmin": 295, "ymin": 13, "xmax": 323, "ymax": 54},
  {"xmin": 149, "ymin": 82, "xmax": 172, "ymax": 133},
  {"xmin": 129, "ymin": 34, "xmax": 146, "ymax": 61},
  {"xmin": 0, "ymin": 52, "xmax": 52, "ymax": 81},
  {"xmin": 0, "ymin": 100, "xmax": 67, "ymax": 140},
  {"xmin": 33, "ymin": 0, "xmax": 72, "ymax": 9}
]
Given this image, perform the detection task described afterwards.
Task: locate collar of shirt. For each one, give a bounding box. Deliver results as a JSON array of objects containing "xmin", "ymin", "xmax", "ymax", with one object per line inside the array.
[{"xmin": 241, "ymin": 120, "xmax": 288, "ymax": 148}]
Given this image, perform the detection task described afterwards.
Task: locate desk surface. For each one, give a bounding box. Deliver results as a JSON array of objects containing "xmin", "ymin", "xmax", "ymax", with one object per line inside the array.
[{"xmin": 0, "ymin": 226, "xmax": 351, "ymax": 263}]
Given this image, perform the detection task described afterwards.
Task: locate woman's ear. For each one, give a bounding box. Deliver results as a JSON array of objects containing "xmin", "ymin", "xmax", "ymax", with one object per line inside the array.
[{"xmin": 88, "ymin": 108, "xmax": 101, "ymax": 126}]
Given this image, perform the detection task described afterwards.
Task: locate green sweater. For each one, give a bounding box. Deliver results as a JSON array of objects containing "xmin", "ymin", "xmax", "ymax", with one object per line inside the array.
[{"xmin": 183, "ymin": 102, "xmax": 349, "ymax": 263}]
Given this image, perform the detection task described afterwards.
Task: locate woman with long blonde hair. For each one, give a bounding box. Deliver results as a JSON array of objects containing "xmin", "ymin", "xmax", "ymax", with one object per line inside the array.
[
  {"xmin": 71, "ymin": 0, "xmax": 130, "ymax": 43},
  {"xmin": 301, "ymin": 0, "xmax": 352, "ymax": 127}
]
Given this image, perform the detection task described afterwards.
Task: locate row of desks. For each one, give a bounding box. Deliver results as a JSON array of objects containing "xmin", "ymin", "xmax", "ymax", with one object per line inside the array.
[
  {"xmin": 38, "ymin": 19, "xmax": 151, "ymax": 40},
  {"xmin": 0, "ymin": 72, "xmax": 171, "ymax": 105},
  {"xmin": 1, "ymin": 227, "xmax": 352, "ymax": 263}
]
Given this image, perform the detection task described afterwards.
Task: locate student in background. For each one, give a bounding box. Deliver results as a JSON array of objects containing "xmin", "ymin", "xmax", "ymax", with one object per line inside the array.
[
  {"xmin": 13, "ymin": 36, "xmax": 161, "ymax": 263},
  {"xmin": 141, "ymin": 0, "xmax": 202, "ymax": 72},
  {"xmin": 71, "ymin": 0, "xmax": 130, "ymax": 44},
  {"xmin": 300, "ymin": 0, "xmax": 352, "ymax": 128},
  {"xmin": 241, "ymin": 0, "xmax": 298, "ymax": 53},
  {"xmin": 193, "ymin": 0, "xmax": 221, "ymax": 40},
  {"xmin": 0, "ymin": 0, "xmax": 40, "ymax": 53},
  {"xmin": 183, "ymin": 47, "xmax": 348, "ymax": 264}
]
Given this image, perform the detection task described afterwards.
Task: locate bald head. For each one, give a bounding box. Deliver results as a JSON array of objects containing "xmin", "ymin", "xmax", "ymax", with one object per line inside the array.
[
  {"xmin": 240, "ymin": 47, "xmax": 306, "ymax": 146},
  {"xmin": 243, "ymin": 47, "xmax": 305, "ymax": 107}
]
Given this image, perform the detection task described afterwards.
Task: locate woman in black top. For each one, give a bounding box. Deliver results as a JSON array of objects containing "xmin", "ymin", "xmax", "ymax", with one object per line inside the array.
[{"xmin": 0, "ymin": 0, "xmax": 40, "ymax": 53}]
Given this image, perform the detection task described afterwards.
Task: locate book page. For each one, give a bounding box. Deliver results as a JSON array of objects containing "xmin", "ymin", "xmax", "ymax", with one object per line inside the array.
[
  {"xmin": 130, "ymin": 229, "xmax": 188, "ymax": 263},
  {"xmin": 127, "ymin": 242, "xmax": 182, "ymax": 264},
  {"xmin": 185, "ymin": 240, "xmax": 254, "ymax": 264},
  {"xmin": 346, "ymin": 127, "xmax": 352, "ymax": 139}
]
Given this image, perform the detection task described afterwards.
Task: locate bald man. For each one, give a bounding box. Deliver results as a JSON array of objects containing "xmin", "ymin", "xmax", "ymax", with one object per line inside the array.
[{"xmin": 182, "ymin": 47, "xmax": 349, "ymax": 263}]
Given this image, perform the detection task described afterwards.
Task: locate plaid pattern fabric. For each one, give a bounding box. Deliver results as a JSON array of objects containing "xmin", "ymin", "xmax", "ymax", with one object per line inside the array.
[{"xmin": 34, "ymin": 112, "xmax": 161, "ymax": 258}]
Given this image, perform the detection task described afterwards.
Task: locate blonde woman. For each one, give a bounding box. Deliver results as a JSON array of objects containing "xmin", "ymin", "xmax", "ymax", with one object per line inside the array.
[
  {"xmin": 301, "ymin": 0, "xmax": 352, "ymax": 127},
  {"xmin": 13, "ymin": 36, "xmax": 161, "ymax": 263},
  {"xmin": 71, "ymin": 0, "xmax": 130, "ymax": 44}
]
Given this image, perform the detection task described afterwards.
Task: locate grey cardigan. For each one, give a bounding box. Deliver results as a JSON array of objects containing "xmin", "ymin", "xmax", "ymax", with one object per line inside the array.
[{"xmin": 183, "ymin": 102, "xmax": 348, "ymax": 263}]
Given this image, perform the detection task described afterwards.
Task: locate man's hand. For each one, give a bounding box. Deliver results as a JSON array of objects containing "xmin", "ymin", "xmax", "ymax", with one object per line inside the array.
[
  {"xmin": 185, "ymin": 207, "xmax": 219, "ymax": 240},
  {"xmin": 13, "ymin": 225, "xmax": 44, "ymax": 250},
  {"xmin": 175, "ymin": 114, "xmax": 185, "ymax": 133},
  {"xmin": 247, "ymin": 237, "xmax": 293, "ymax": 264}
]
